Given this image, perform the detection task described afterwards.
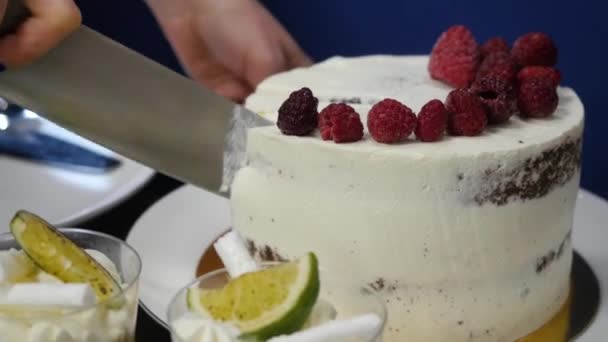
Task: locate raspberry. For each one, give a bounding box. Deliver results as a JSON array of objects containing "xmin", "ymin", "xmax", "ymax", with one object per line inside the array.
[
  {"xmin": 415, "ymin": 99, "xmax": 448, "ymax": 142},
  {"xmin": 477, "ymin": 51, "xmax": 517, "ymax": 81},
  {"xmin": 511, "ymin": 32, "xmax": 558, "ymax": 67},
  {"xmin": 471, "ymin": 74, "xmax": 518, "ymax": 124},
  {"xmin": 367, "ymin": 99, "xmax": 417, "ymax": 143},
  {"xmin": 277, "ymin": 87, "xmax": 319, "ymax": 136},
  {"xmin": 480, "ymin": 37, "xmax": 510, "ymax": 58},
  {"xmin": 517, "ymin": 66, "xmax": 561, "ymax": 87},
  {"xmin": 517, "ymin": 78, "xmax": 559, "ymax": 118},
  {"xmin": 428, "ymin": 25, "xmax": 480, "ymax": 88},
  {"xmin": 318, "ymin": 103, "xmax": 364, "ymax": 143},
  {"xmin": 445, "ymin": 88, "xmax": 488, "ymax": 136}
]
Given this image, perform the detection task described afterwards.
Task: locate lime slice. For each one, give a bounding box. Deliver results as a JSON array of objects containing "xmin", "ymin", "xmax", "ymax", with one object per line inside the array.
[
  {"xmin": 187, "ymin": 252, "xmax": 320, "ymax": 341},
  {"xmin": 9, "ymin": 210, "xmax": 123, "ymax": 306}
]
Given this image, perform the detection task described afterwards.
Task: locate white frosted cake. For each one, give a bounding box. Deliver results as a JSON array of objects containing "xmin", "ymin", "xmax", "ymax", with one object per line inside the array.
[{"xmin": 230, "ymin": 55, "xmax": 583, "ymax": 341}]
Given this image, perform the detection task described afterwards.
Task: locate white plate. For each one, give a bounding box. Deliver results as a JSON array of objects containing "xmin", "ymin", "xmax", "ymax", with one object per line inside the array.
[
  {"xmin": 0, "ymin": 117, "xmax": 154, "ymax": 228},
  {"xmin": 128, "ymin": 185, "xmax": 608, "ymax": 339}
]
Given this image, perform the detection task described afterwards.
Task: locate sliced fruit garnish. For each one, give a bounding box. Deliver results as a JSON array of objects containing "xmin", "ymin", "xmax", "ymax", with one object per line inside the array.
[
  {"xmin": 187, "ymin": 252, "xmax": 320, "ymax": 341},
  {"xmin": 9, "ymin": 210, "xmax": 123, "ymax": 307}
]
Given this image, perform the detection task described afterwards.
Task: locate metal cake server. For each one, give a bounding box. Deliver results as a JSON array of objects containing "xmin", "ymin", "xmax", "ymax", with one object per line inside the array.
[
  {"xmin": 0, "ymin": 0, "xmax": 271, "ymax": 196},
  {"xmin": 0, "ymin": 104, "xmax": 120, "ymax": 172}
]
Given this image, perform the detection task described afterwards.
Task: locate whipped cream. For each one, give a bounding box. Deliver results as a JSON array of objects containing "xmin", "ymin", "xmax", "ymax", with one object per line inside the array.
[
  {"xmin": 0, "ymin": 248, "xmax": 34, "ymax": 282},
  {"xmin": 171, "ymin": 313, "xmax": 240, "ymax": 342},
  {"xmin": 0, "ymin": 249, "xmax": 137, "ymax": 342}
]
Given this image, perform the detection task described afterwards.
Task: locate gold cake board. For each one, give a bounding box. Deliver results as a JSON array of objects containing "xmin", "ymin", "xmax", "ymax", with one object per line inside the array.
[{"xmin": 518, "ymin": 294, "xmax": 570, "ymax": 341}]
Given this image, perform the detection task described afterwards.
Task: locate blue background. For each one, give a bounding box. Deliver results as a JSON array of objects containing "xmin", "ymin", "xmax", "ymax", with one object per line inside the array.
[{"xmin": 76, "ymin": 0, "xmax": 607, "ymax": 199}]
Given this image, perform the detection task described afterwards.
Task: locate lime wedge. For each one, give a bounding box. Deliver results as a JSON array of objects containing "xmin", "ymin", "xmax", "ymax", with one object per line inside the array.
[
  {"xmin": 9, "ymin": 210, "xmax": 123, "ymax": 306},
  {"xmin": 187, "ymin": 252, "xmax": 320, "ymax": 341}
]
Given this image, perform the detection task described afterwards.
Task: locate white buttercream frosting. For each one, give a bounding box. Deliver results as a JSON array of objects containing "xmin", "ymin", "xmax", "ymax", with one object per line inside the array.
[{"xmin": 232, "ymin": 55, "xmax": 584, "ymax": 341}]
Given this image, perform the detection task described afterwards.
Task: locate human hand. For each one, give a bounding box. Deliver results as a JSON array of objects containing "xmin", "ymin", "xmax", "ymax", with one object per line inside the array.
[
  {"xmin": 146, "ymin": 0, "xmax": 312, "ymax": 103},
  {"xmin": 0, "ymin": 0, "xmax": 81, "ymax": 66}
]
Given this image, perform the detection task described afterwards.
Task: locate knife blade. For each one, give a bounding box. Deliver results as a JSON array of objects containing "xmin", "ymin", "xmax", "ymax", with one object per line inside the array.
[{"xmin": 0, "ymin": 0, "xmax": 272, "ymax": 196}]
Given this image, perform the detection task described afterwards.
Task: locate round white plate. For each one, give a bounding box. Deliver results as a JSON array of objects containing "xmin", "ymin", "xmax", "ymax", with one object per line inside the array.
[
  {"xmin": 128, "ymin": 185, "xmax": 608, "ymax": 339},
  {"xmin": 0, "ymin": 117, "xmax": 154, "ymax": 229}
]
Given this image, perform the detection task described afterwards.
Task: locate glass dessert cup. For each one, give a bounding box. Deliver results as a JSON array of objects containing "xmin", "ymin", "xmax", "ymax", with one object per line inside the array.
[
  {"xmin": 168, "ymin": 262, "xmax": 388, "ymax": 342},
  {"xmin": 0, "ymin": 228, "xmax": 141, "ymax": 342}
]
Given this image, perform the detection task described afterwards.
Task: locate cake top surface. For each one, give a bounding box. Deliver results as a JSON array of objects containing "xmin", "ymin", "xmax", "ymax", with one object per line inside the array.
[{"xmin": 244, "ymin": 55, "xmax": 583, "ymax": 157}]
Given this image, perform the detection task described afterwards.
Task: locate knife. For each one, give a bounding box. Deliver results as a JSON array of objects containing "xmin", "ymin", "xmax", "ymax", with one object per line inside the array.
[
  {"xmin": 0, "ymin": 0, "xmax": 272, "ymax": 196},
  {"xmin": 0, "ymin": 104, "xmax": 121, "ymax": 172}
]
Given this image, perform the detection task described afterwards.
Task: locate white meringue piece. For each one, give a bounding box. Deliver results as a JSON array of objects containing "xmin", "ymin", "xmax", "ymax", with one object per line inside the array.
[
  {"xmin": 213, "ymin": 230, "xmax": 258, "ymax": 278},
  {"xmin": 269, "ymin": 313, "xmax": 383, "ymax": 342}
]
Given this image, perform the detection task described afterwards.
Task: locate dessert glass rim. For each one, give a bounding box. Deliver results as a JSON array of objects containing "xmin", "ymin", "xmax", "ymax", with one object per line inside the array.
[
  {"xmin": 167, "ymin": 261, "xmax": 388, "ymax": 341},
  {"xmin": 0, "ymin": 227, "xmax": 142, "ymax": 318}
]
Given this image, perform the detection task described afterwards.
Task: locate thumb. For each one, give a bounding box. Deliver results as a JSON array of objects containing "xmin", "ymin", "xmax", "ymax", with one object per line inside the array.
[{"xmin": 0, "ymin": 0, "xmax": 80, "ymax": 66}]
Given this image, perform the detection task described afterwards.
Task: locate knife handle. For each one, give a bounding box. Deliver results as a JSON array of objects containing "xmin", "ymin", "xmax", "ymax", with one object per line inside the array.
[{"xmin": 0, "ymin": 0, "xmax": 31, "ymax": 36}]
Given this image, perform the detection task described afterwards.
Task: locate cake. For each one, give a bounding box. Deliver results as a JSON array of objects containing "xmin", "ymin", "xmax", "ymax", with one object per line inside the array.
[{"xmin": 229, "ymin": 55, "xmax": 583, "ymax": 341}]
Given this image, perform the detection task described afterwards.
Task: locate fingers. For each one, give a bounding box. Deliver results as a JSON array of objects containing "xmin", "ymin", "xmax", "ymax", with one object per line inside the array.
[
  {"xmin": 240, "ymin": 1, "xmax": 311, "ymax": 85},
  {"xmin": 0, "ymin": 1, "xmax": 7, "ymax": 18},
  {"xmin": 191, "ymin": 62, "xmax": 253, "ymax": 103},
  {"xmin": 213, "ymin": 79, "xmax": 253, "ymax": 104},
  {"xmin": 0, "ymin": 0, "xmax": 81, "ymax": 66},
  {"xmin": 277, "ymin": 28, "xmax": 313, "ymax": 68},
  {"xmin": 242, "ymin": 43, "xmax": 286, "ymax": 86},
  {"xmin": 159, "ymin": 16, "xmax": 254, "ymax": 103}
]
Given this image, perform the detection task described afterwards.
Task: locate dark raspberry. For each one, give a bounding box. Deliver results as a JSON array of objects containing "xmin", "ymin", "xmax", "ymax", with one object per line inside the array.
[
  {"xmin": 480, "ymin": 37, "xmax": 510, "ymax": 58},
  {"xmin": 518, "ymin": 78, "xmax": 559, "ymax": 118},
  {"xmin": 367, "ymin": 99, "xmax": 417, "ymax": 143},
  {"xmin": 512, "ymin": 32, "xmax": 558, "ymax": 67},
  {"xmin": 428, "ymin": 25, "xmax": 480, "ymax": 88},
  {"xmin": 277, "ymin": 87, "xmax": 319, "ymax": 136},
  {"xmin": 415, "ymin": 99, "xmax": 448, "ymax": 142},
  {"xmin": 445, "ymin": 88, "xmax": 488, "ymax": 136},
  {"xmin": 318, "ymin": 103, "xmax": 364, "ymax": 143},
  {"xmin": 477, "ymin": 51, "xmax": 517, "ymax": 81},
  {"xmin": 517, "ymin": 66, "xmax": 561, "ymax": 87},
  {"xmin": 471, "ymin": 74, "xmax": 518, "ymax": 124}
]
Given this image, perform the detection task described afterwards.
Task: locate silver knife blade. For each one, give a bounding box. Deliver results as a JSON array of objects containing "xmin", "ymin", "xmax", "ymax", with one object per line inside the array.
[{"xmin": 0, "ymin": 23, "xmax": 272, "ymax": 196}]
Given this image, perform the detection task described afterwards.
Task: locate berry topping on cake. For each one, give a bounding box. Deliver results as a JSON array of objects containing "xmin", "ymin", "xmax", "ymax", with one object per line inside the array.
[
  {"xmin": 277, "ymin": 87, "xmax": 319, "ymax": 136},
  {"xmin": 480, "ymin": 37, "xmax": 510, "ymax": 58},
  {"xmin": 367, "ymin": 99, "xmax": 417, "ymax": 143},
  {"xmin": 471, "ymin": 74, "xmax": 518, "ymax": 124},
  {"xmin": 319, "ymin": 103, "xmax": 364, "ymax": 143},
  {"xmin": 446, "ymin": 88, "xmax": 488, "ymax": 136},
  {"xmin": 477, "ymin": 51, "xmax": 517, "ymax": 82},
  {"xmin": 517, "ymin": 78, "xmax": 559, "ymax": 118},
  {"xmin": 428, "ymin": 25, "xmax": 480, "ymax": 88},
  {"xmin": 517, "ymin": 66, "xmax": 561, "ymax": 87},
  {"xmin": 511, "ymin": 32, "xmax": 558, "ymax": 67},
  {"xmin": 415, "ymin": 100, "xmax": 448, "ymax": 142}
]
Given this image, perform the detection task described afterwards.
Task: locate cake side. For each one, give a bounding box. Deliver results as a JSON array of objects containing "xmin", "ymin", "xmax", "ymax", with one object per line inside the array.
[{"xmin": 233, "ymin": 55, "xmax": 584, "ymax": 341}]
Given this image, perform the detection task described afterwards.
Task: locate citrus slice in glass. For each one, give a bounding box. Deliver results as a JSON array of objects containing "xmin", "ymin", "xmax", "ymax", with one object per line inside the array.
[
  {"xmin": 9, "ymin": 210, "xmax": 123, "ymax": 307},
  {"xmin": 187, "ymin": 252, "xmax": 320, "ymax": 341}
]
